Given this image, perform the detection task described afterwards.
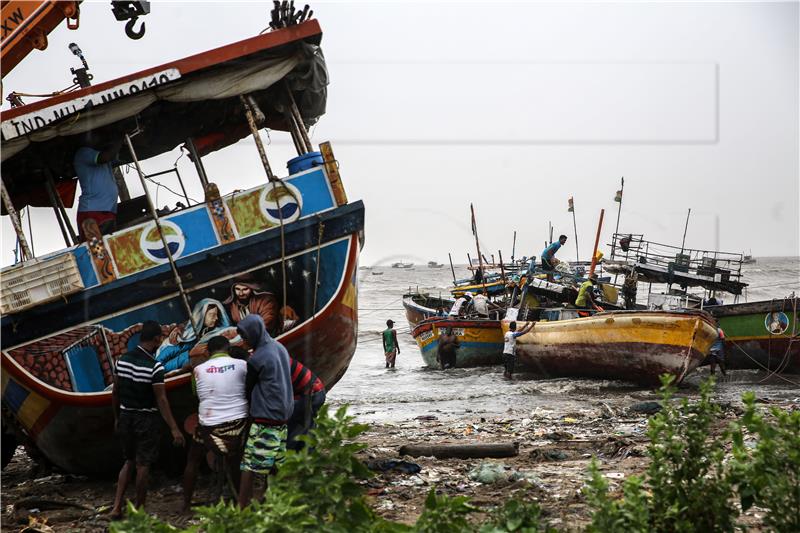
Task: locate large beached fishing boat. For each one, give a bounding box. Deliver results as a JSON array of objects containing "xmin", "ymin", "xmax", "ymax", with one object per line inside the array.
[
  {"xmin": 505, "ymin": 308, "xmax": 718, "ymax": 385},
  {"xmin": 605, "ymin": 234, "xmax": 799, "ymax": 372},
  {"xmin": 1, "ymin": 16, "xmax": 364, "ymax": 474}
]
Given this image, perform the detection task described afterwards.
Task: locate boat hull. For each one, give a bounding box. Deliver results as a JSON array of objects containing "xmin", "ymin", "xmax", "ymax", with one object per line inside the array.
[
  {"xmin": 1, "ymin": 206, "xmax": 363, "ymax": 475},
  {"xmin": 510, "ymin": 311, "xmax": 718, "ymax": 385},
  {"xmin": 411, "ymin": 318, "xmax": 503, "ymax": 368},
  {"xmin": 705, "ymin": 298, "xmax": 799, "ymax": 372},
  {"xmin": 402, "ymin": 293, "xmax": 454, "ymax": 330}
]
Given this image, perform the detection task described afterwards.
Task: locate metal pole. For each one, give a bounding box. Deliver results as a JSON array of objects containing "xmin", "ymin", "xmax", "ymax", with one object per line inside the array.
[
  {"xmin": 44, "ymin": 178, "xmax": 72, "ymax": 247},
  {"xmin": 184, "ymin": 137, "xmax": 210, "ymax": 189},
  {"xmin": 448, "ymin": 252, "xmax": 456, "ymax": 284},
  {"xmin": 284, "ymin": 82, "xmax": 312, "ymax": 153},
  {"xmin": 571, "ymin": 207, "xmax": 579, "ymax": 263},
  {"xmin": 612, "ymin": 177, "xmax": 624, "ymax": 259},
  {"xmin": 240, "ymin": 95, "xmax": 277, "ymax": 182},
  {"xmin": 511, "ymin": 231, "xmax": 517, "ymax": 263},
  {"xmin": 1, "ymin": 179, "xmax": 33, "ymax": 260},
  {"xmin": 588, "ymin": 209, "xmax": 605, "ymax": 277},
  {"xmin": 125, "ymin": 134, "xmax": 199, "ymax": 332},
  {"xmin": 45, "ymin": 171, "xmax": 78, "ymax": 245},
  {"xmin": 26, "ymin": 206, "xmax": 35, "ymax": 257},
  {"xmin": 172, "ymin": 166, "xmax": 191, "ymax": 206},
  {"xmin": 680, "ymin": 208, "xmax": 691, "ymax": 256}
]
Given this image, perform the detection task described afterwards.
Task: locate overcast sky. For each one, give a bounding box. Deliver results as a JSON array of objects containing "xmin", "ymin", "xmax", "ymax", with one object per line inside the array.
[{"xmin": 2, "ymin": 1, "xmax": 798, "ymax": 267}]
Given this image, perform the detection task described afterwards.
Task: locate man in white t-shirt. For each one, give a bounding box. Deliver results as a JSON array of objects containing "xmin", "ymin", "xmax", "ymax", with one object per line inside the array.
[
  {"xmin": 181, "ymin": 335, "xmax": 249, "ymax": 514},
  {"xmin": 449, "ymin": 293, "xmax": 472, "ymax": 316},
  {"xmin": 472, "ymin": 292, "xmax": 489, "ymax": 318},
  {"xmin": 503, "ymin": 321, "xmax": 534, "ymax": 380}
]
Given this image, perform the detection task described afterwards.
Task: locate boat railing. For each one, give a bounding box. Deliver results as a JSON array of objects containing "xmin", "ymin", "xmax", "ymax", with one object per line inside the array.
[{"xmin": 608, "ymin": 233, "xmax": 744, "ymax": 283}]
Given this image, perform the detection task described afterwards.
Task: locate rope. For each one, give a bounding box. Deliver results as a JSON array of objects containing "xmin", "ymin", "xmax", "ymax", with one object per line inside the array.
[
  {"xmin": 728, "ymin": 338, "xmax": 799, "ymax": 386},
  {"xmin": 312, "ymin": 218, "xmax": 324, "ymax": 317}
]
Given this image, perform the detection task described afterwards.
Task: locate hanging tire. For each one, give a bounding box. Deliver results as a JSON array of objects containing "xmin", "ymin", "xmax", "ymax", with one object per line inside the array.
[{"xmin": 2, "ymin": 428, "xmax": 18, "ymax": 469}]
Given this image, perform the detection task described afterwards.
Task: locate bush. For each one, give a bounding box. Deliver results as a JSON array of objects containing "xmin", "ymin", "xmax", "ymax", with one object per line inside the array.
[
  {"xmin": 731, "ymin": 392, "xmax": 800, "ymax": 532},
  {"xmin": 584, "ymin": 375, "xmax": 738, "ymax": 533},
  {"xmin": 479, "ymin": 498, "xmax": 557, "ymax": 533}
]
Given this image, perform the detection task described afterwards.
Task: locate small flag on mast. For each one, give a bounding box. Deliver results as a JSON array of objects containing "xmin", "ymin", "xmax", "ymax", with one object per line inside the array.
[
  {"xmin": 614, "ymin": 190, "xmax": 623, "ymax": 203},
  {"xmin": 567, "ymin": 197, "xmax": 574, "ymax": 212}
]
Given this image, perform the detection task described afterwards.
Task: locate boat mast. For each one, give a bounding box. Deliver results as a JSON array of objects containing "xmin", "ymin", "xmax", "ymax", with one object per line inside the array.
[
  {"xmin": 511, "ymin": 231, "xmax": 517, "ymax": 263},
  {"xmin": 448, "ymin": 252, "xmax": 456, "ymax": 284},
  {"xmin": 679, "ymin": 208, "xmax": 691, "ymax": 257},
  {"xmin": 568, "ymin": 196, "xmax": 579, "ymax": 262},
  {"xmin": 611, "ymin": 177, "xmax": 624, "ymax": 259},
  {"xmin": 589, "ymin": 209, "xmax": 605, "ymax": 278},
  {"xmin": 1, "ymin": 178, "xmax": 33, "ymax": 261},
  {"xmin": 470, "ymin": 203, "xmax": 486, "ymax": 292}
]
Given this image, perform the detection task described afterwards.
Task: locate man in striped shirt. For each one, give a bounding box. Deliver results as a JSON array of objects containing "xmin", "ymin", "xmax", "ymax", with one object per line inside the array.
[
  {"xmin": 287, "ymin": 357, "xmax": 326, "ymax": 451},
  {"xmin": 110, "ymin": 320, "xmax": 185, "ymax": 519}
]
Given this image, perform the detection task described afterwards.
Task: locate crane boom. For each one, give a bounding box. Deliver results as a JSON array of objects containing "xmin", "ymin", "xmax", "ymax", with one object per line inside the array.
[{"xmin": 1, "ymin": 1, "xmax": 149, "ymax": 79}]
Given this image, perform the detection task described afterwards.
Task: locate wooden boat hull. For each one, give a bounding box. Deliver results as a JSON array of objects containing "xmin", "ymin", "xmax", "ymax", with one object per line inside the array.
[
  {"xmin": 705, "ymin": 298, "xmax": 799, "ymax": 372},
  {"xmin": 510, "ymin": 311, "xmax": 718, "ymax": 385},
  {"xmin": 402, "ymin": 293, "xmax": 454, "ymax": 330},
  {"xmin": 411, "ymin": 318, "xmax": 503, "ymax": 368},
  {"xmin": 1, "ymin": 205, "xmax": 363, "ymax": 475}
]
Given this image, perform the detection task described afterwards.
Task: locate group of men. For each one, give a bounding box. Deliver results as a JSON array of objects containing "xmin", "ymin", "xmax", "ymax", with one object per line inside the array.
[{"xmin": 109, "ymin": 314, "xmax": 326, "ymax": 518}]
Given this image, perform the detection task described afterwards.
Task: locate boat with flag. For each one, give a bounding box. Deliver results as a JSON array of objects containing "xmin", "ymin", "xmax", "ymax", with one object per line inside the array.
[{"xmin": 1, "ymin": 15, "xmax": 364, "ymax": 474}]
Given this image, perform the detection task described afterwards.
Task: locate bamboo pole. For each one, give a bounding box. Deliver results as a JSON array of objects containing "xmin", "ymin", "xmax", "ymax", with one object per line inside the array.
[
  {"xmin": 284, "ymin": 82, "xmax": 312, "ymax": 153},
  {"xmin": 680, "ymin": 208, "xmax": 691, "ymax": 257},
  {"xmin": 240, "ymin": 95, "xmax": 276, "ymax": 182},
  {"xmin": 470, "ymin": 203, "xmax": 487, "ymax": 293},
  {"xmin": 184, "ymin": 137, "xmax": 209, "ymax": 189},
  {"xmin": 1, "ymin": 179, "xmax": 32, "ymax": 261},
  {"xmin": 588, "ymin": 209, "xmax": 605, "ymax": 277},
  {"xmin": 571, "ymin": 204, "xmax": 579, "ymax": 263},
  {"xmin": 511, "ymin": 231, "xmax": 517, "ymax": 263},
  {"xmin": 45, "ymin": 171, "xmax": 77, "ymax": 245},
  {"xmin": 448, "ymin": 252, "xmax": 456, "ymax": 284},
  {"xmin": 125, "ymin": 134, "xmax": 199, "ymax": 333},
  {"xmin": 44, "ymin": 178, "xmax": 72, "ymax": 247}
]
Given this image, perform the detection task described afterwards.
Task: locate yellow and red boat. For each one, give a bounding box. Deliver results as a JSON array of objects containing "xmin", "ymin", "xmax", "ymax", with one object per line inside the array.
[
  {"xmin": 506, "ymin": 309, "xmax": 718, "ymax": 385},
  {"xmin": 412, "ymin": 318, "xmax": 504, "ymax": 368}
]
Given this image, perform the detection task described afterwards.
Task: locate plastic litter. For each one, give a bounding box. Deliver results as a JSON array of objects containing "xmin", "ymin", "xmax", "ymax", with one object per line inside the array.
[{"xmin": 468, "ymin": 462, "xmax": 508, "ymax": 484}]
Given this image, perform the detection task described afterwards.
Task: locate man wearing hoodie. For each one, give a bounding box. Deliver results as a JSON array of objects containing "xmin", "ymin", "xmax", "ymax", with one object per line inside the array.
[{"xmin": 235, "ymin": 315, "xmax": 294, "ymax": 507}]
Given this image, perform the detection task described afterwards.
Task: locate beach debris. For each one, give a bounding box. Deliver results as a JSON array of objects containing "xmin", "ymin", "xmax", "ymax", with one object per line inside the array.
[
  {"xmin": 399, "ymin": 442, "xmax": 519, "ymax": 459},
  {"xmin": 627, "ymin": 401, "xmax": 662, "ymax": 415},
  {"xmin": 366, "ymin": 459, "xmax": 422, "ymax": 474},
  {"xmin": 468, "ymin": 462, "xmax": 508, "ymax": 484}
]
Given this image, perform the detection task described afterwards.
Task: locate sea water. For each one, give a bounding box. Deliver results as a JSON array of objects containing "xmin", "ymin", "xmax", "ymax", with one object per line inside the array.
[{"xmin": 329, "ymin": 258, "xmax": 800, "ymax": 423}]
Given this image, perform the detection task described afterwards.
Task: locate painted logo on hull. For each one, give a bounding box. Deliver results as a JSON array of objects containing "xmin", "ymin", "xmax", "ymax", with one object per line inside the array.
[
  {"xmin": 139, "ymin": 221, "xmax": 186, "ymax": 264},
  {"xmin": 259, "ymin": 182, "xmax": 302, "ymax": 224},
  {"xmin": 765, "ymin": 312, "xmax": 789, "ymax": 335}
]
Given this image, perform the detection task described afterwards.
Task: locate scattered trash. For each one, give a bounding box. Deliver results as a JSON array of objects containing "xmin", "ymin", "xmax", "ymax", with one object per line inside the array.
[
  {"xmin": 562, "ymin": 417, "xmax": 579, "ymax": 424},
  {"xmin": 604, "ymin": 472, "xmax": 625, "ymax": 479},
  {"xmin": 468, "ymin": 462, "xmax": 508, "ymax": 484},
  {"xmin": 415, "ymin": 415, "xmax": 438, "ymax": 421},
  {"xmin": 366, "ymin": 459, "xmax": 422, "ymax": 474},
  {"xmin": 628, "ymin": 401, "xmax": 662, "ymax": 415}
]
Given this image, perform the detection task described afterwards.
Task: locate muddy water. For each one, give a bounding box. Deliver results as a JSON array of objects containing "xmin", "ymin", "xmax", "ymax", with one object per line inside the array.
[{"xmin": 330, "ymin": 258, "xmax": 800, "ymax": 423}]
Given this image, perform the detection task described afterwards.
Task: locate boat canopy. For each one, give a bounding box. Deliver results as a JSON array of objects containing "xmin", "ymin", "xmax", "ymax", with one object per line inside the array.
[{"xmin": 1, "ymin": 20, "xmax": 327, "ymax": 213}]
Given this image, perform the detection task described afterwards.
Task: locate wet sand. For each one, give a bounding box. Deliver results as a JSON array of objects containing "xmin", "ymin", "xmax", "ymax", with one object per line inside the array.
[{"xmin": 2, "ymin": 370, "xmax": 795, "ymax": 531}]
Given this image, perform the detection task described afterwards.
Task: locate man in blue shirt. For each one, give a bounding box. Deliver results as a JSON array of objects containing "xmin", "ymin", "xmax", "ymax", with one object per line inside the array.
[
  {"xmin": 74, "ymin": 139, "xmax": 123, "ymax": 240},
  {"xmin": 541, "ymin": 235, "xmax": 568, "ymax": 271}
]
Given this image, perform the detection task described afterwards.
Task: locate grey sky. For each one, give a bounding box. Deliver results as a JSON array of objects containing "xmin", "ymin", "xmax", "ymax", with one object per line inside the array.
[{"xmin": 2, "ymin": 1, "xmax": 798, "ymax": 267}]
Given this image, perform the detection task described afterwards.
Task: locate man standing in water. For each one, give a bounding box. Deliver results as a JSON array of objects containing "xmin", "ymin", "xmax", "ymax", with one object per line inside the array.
[
  {"xmin": 437, "ymin": 327, "xmax": 460, "ymax": 369},
  {"xmin": 503, "ymin": 321, "xmax": 534, "ymax": 380},
  {"xmin": 383, "ymin": 319, "xmax": 400, "ymax": 368}
]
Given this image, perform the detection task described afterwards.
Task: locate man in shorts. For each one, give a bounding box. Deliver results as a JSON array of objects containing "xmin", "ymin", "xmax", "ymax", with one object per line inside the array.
[
  {"xmin": 111, "ymin": 320, "xmax": 185, "ymax": 519},
  {"xmin": 236, "ymin": 315, "xmax": 293, "ymax": 508},
  {"xmin": 182, "ymin": 335, "xmax": 249, "ymax": 513},
  {"xmin": 382, "ymin": 319, "xmax": 400, "ymax": 368},
  {"xmin": 503, "ymin": 321, "xmax": 534, "ymax": 380}
]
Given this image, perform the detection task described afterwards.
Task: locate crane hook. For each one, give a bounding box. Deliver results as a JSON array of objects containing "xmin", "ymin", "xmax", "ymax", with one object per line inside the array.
[{"xmin": 125, "ymin": 17, "xmax": 146, "ymax": 40}]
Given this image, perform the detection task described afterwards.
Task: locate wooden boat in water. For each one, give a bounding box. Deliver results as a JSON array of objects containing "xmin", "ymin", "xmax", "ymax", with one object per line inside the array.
[
  {"xmin": 392, "ymin": 262, "xmax": 414, "ymax": 269},
  {"xmin": 705, "ymin": 298, "xmax": 799, "ymax": 373},
  {"xmin": 411, "ymin": 317, "xmax": 504, "ymax": 368},
  {"xmin": 402, "ymin": 292, "xmax": 454, "ymax": 328},
  {"xmin": 428, "ymin": 261, "xmax": 443, "ymax": 268},
  {"xmin": 606, "ymin": 234, "xmax": 797, "ymax": 372},
  {"xmin": 506, "ymin": 308, "xmax": 718, "ymax": 385},
  {"xmin": 1, "ymin": 19, "xmax": 364, "ymax": 475}
]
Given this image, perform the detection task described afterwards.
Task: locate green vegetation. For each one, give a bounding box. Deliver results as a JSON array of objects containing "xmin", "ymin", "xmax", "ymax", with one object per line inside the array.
[{"xmin": 111, "ymin": 379, "xmax": 799, "ymax": 533}]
